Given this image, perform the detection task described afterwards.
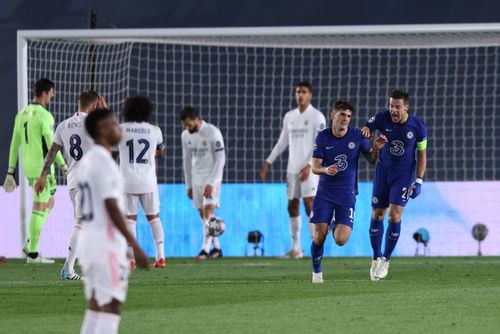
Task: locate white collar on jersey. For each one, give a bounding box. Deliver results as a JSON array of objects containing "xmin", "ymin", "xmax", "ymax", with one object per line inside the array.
[{"xmin": 296, "ymin": 104, "xmax": 314, "ymax": 114}]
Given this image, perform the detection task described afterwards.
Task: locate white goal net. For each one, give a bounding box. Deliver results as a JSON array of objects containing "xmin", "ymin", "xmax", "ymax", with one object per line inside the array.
[{"xmin": 16, "ymin": 24, "xmax": 500, "ymax": 253}]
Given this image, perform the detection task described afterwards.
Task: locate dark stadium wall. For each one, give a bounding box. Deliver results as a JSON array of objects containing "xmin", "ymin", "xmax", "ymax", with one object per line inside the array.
[{"xmin": 1, "ymin": 0, "xmax": 499, "ymax": 175}]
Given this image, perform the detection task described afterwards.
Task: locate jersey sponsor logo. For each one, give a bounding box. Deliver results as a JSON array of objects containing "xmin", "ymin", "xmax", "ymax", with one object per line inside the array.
[
  {"xmin": 406, "ymin": 131, "xmax": 414, "ymax": 139},
  {"xmin": 334, "ymin": 154, "xmax": 348, "ymax": 172},
  {"xmin": 304, "ymin": 120, "xmax": 308, "ymax": 125},
  {"xmin": 389, "ymin": 140, "xmax": 405, "ymax": 156},
  {"xmin": 368, "ymin": 116, "xmax": 375, "ymax": 123},
  {"xmin": 348, "ymin": 142, "xmax": 356, "ymax": 149},
  {"xmin": 202, "ymin": 140, "xmax": 207, "ymax": 146}
]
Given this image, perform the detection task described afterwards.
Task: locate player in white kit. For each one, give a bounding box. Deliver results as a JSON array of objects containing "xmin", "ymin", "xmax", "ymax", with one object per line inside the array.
[
  {"xmin": 117, "ymin": 96, "xmax": 166, "ymax": 269},
  {"xmin": 35, "ymin": 90, "xmax": 106, "ymax": 280},
  {"xmin": 260, "ymin": 82, "xmax": 326, "ymax": 258},
  {"xmin": 78, "ymin": 108, "xmax": 148, "ymax": 334},
  {"xmin": 181, "ymin": 106, "xmax": 226, "ymax": 260}
]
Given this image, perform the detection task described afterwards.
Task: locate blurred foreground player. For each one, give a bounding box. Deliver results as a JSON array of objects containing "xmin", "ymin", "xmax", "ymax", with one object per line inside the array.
[
  {"xmin": 310, "ymin": 101, "xmax": 386, "ymax": 283},
  {"xmin": 117, "ymin": 96, "xmax": 166, "ymax": 269},
  {"xmin": 181, "ymin": 106, "xmax": 226, "ymax": 260},
  {"xmin": 361, "ymin": 89, "xmax": 427, "ymax": 280},
  {"xmin": 260, "ymin": 82, "xmax": 326, "ymax": 258},
  {"xmin": 3, "ymin": 78, "xmax": 66, "ymax": 263},
  {"xmin": 78, "ymin": 108, "xmax": 148, "ymax": 334}
]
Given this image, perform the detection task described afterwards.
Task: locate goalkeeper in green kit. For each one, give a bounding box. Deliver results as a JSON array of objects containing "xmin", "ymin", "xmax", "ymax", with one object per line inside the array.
[{"xmin": 3, "ymin": 78, "xmax": 67, "ymax": 263}]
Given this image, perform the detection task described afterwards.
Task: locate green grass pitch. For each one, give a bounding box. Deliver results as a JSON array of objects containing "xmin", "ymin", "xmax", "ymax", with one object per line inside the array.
[{"xmin": 1, "ymin": 257, "xmax": 499, "ymax": 333}]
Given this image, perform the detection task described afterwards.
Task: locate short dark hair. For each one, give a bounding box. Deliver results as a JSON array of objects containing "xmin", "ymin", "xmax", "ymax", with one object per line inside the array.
[
  {"xmin": 123, "ymin": 96, "xmax": 153, "ymax": 122},
  {"xmin": 180, "ymin": 106, "xmax": 200, "ymax": 121},
  {"xmin": 34, "ymin": 78, "xmax": 54, "ymax": 97},
  {"xmin": 79, "ymin": 90, "xmax": 99, "ymax": 109},
  {"xmin": 85, "ymin": 108, "xmax": 114, "ymax": 140},
  {"xmin": 332, "ymin": 100, "xmax": 355, "ymax": 113},
  {"xmin": 390, "ymin": 89, "xmax": 409, "ymax": 104},
  {"xmin": 295, "ymin": 81, "xmax": 313, "ymax": 93}
]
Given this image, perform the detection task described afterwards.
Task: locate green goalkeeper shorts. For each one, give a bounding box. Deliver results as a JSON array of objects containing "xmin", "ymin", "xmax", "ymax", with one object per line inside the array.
[{"xmin": 27, "ymin": 175, "xmax": 57, "ymax": 203}]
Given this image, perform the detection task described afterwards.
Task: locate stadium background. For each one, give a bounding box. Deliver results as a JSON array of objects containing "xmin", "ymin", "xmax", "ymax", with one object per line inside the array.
[{"xmin": 1, "ymin": 0, "xmax": 500, "ymax": 257}]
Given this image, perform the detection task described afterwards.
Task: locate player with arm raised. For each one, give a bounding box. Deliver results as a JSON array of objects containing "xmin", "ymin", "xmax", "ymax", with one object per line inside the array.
[
  {"xmin": 361, "ymin": 89, "xmax": 427, "ymax": 281},
  {"xmin": 78, "ymin": 108, "xmax": 148, "ymax": 334},
  {"xmin": 117, "ymin": 96, "xmax": 166, "ymax": 269},
  {"xmin": 181, "ymin": 106, "xmax": 226, "ymax": 260},
  {"xmin": 35, "ymin": 90, "xmax": 104, "ymax": 279},
  {"xmin": 260, "ymin": 82, "xmax": 326, "ymax": 258},
  {"xmin": 3, "ymin": 78, "xmax": 66, "ymax": 263},
  {"xmin": 310, "ymin": 101, "xmax": 387, "ymax": 283}
]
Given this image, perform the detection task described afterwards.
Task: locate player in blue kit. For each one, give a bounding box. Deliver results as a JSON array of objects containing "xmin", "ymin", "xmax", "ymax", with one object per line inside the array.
[
  {"xmin": 361, "ymin": 89, "xmax": 427, "ymax": 281},
  {"xmin": 310, "ymin": 100, "xmax": 387, "ymax": 283}
]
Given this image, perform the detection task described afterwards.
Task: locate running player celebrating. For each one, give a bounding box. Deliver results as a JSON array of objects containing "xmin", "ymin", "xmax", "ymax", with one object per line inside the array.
[
  {"xmin": 117, "ymin": 96, "xmax": 166, "ymax": 269},
  {"xmin": 310, "ymin": 100, "xmax": 386, "ymax": 283},
  {"xmin": 35, "ymin": 90, "xmax": 105, "ymax": 279},
  {"xmin": 361, "ymin": 89, "xmax": 427, "ymax": 281},
  {"xmin": 78, "ymin": 108, "xmax": 148, "ymax": 334},
  {"xmin": 260, "ymin": 82, "xmax": 326, "ymax": 258},
  {"xmin": 3, "ymin": 78, "xmax": 66, "ymax": 263},
  {"xmin": 181, "ymin": 106, "xmax": 226, "ymax": 260}
]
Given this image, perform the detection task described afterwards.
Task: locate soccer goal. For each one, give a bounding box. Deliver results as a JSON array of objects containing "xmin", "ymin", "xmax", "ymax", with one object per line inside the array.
[{"xmin": 16, "ymin": 24, "xmax": 500, "ymax": 254}]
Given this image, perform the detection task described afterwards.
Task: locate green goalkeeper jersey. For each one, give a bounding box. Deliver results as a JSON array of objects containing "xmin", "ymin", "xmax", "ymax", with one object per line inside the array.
[{"xmin": 8, "ymin": 103, "xmax": 65, "ymax": 178}]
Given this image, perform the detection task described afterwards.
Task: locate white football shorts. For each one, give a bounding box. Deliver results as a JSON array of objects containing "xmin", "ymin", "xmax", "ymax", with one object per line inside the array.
[
  {"xmin": 286, "ymin": 172, "xmax": 319, "ymax": 200},
  {"xmin": 192, "ymin": 183, "xmax": 221, "ymax": 209},
  {"xmin": 82, "ymin": 249, "xmax": 130, "ymax": 307},
  {"xmin": 125, "ymin": 189, "xmax": 160, "ymax": 216}
]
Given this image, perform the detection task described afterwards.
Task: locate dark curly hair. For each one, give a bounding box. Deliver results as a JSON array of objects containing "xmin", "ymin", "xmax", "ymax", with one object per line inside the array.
[{"xmin": 123, "ymin": 96, "xmax": 153, "ymax": 122}]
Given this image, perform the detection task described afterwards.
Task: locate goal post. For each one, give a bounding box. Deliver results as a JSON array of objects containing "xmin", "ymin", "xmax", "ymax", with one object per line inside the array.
[{"xmin": 16, "ymin": 23, "xmax": 500, "ymax": 255}]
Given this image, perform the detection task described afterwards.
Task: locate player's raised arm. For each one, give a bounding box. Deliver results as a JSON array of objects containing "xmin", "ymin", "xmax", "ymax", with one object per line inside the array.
[
  {"xmin": 361, "ymin": 110, "xmax": 384, "ymax": 138},
  {"xmin": 260, "ymin": 114, "xmax": 290, "ymax": 181},
  {"xmin": 35, "ymin": 142, "xmax": 62, "ymax": 194},
  {"xmin": 41, "ymin": 112, "xmax": 66, "ymax": 170},
  {"xmin": 311, "ymin": 157, "xmax": 337, "ymax": 176},
  {"xmin": 3, "ymin": 114, "xmax": 22, "ymax": 192},
  {"xmin": 409, "ymin": 135, "xmax": 427, "ymax": 199},
  {"xmin": 363, "ymin": 135, "xmax": 388, "ymax": 164}
]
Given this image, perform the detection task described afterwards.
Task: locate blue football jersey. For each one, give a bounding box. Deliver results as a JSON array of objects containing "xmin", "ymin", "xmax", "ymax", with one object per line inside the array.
[
  {"xmin": 313, "ymin": 127, "xmax": 371, "ymax": 205},
  {"xmin": 365, "ymin": 109, "xmax": 427, "ymax": 171}
]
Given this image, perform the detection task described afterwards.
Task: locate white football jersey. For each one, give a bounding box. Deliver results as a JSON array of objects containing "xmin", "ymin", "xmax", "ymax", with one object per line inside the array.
[
  {"xmin": 77, "ymin": 145, "xmax": 126, "ymax": 258},
  {"xmin": 266, "ymin": 104, "xmax": 326, "ymax": 174},
  {"xmin": 117, "ymin": 122, "xmax": 164, "ymax": 194},
  {"xmin": 53, "ymin": 112, "xmax": 94, "ymax": 189},
  {"xmin": 181, "ymin": 121, "xmax": 225, "ymax": 187}
]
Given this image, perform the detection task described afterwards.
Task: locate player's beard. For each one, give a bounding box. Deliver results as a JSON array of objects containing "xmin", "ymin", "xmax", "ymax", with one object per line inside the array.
[{"xmin": 189, "ymin": 124, "xmax": 199, "ymax": 133}]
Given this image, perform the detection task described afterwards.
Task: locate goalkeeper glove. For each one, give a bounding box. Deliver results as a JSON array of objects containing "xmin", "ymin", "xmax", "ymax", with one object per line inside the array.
[
  {"xmin": 409, "ymin": 178, "xmax": 423, "ymax": 199},
  {"xmin": 3, "ymin": 168, "xmax": 17, "ymax": 193}
]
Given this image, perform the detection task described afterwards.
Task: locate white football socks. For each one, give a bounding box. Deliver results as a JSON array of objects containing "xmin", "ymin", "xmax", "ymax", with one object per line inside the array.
[
  {"xmin": 80, "ymin": 310, "xmax": 99, "ymax": 334},
  {"xmin": 213, "ymin": 237, "xmax": 221, "ymax": 250},
  {"xmin": 95, "ymin": 312, "xmax": 120, "ymax": 334},
  {"xmin": 202, "ymin": 217, "xmax": 213, "ymax": 253},
  {"xmin": 148, "ymin": 218, "xmax": 164, "ymax": 260},
  {"xmin": 64, "ymin": 223, "xmax": 81, "ymax": 273},
  {"xmin": 290, "ymin": 216, "xmax": 302, "ymax": 251}
]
